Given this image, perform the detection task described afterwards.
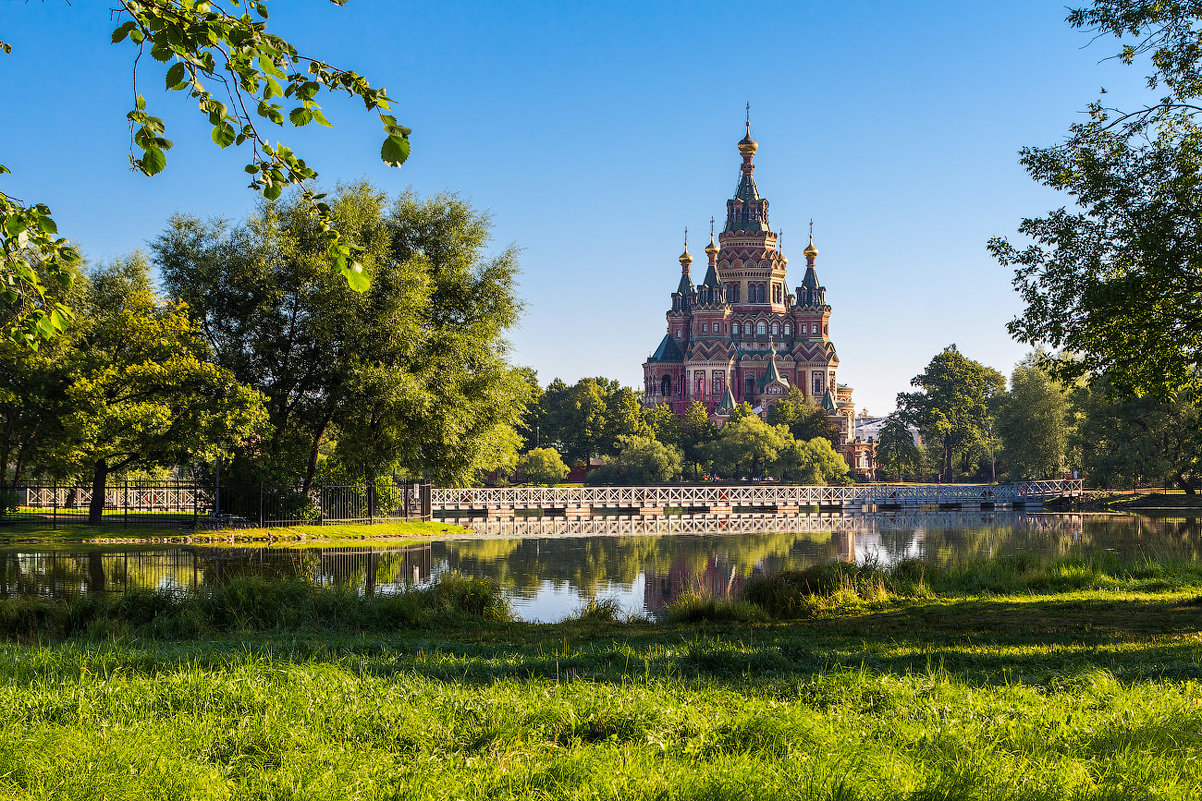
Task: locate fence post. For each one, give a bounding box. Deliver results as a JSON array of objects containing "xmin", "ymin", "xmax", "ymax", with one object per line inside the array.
[
  {"xmin": 124, "ymin": 480, "xmax": 129, "ymax": 529},
  {"xmin": 318, "ymin": 479, "xmax": 325, "ymax": 527},
  {"xmin": 214, "ymin": 455, "xmax": 222, "ymax": 519},
  {"xmin": 368, "ymin": 481, "xmax": 375, "ymax": 525},
  {"xmin": 52, "ymin": 479, "xmax": 57, "ymax": 531},
  {"xmin": 193, "ymin": 479, "xmax": 198, "ymax": 528},
  {"xmin": 258, "ymin": 482, "xmax": 264, "ymax": 528}
]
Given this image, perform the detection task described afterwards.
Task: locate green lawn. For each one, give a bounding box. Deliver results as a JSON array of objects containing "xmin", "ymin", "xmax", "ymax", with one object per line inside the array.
[{"xmin": 1, "ymin": 556, "xmax": 1201, "ymax": 799}]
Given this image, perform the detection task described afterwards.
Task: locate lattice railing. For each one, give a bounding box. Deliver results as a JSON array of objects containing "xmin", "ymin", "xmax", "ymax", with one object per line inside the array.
[{"xmin": 431, "ymin": 479, "xmax": 1085, "ymax": 511}]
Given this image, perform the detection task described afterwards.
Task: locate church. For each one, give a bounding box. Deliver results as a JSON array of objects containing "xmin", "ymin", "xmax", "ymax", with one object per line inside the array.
[{"xmin": 641, "ymin": 119, "xmax": 873, "ymax": 474}]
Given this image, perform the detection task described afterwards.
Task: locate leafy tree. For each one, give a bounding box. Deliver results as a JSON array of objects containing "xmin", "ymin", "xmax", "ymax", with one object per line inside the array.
[
  {"xmin": 766, "ymin": 388, "xmax": 838, "ymax": 445},
  {"xmin": 156, "ymin": 182, "xmax": 527, "ymax": 488},
  {"xmin": 588, "ymin": 435, "xmax": 682, "ymax": 485},
  {"xmin": 988, "ymin": 2, "xmax": 1202, "ymax": 398},
  {"xmin": 2, "ymin": 0, "xmax": 407, "ymax": 347},
  {"xmin": 874, "ymin": 414, "xmax": 921, "ymax": 482},
  {"xmin": 514, "ymin": 367, "xmax": 543, "ymax": 451},
  {"xmin": 897, "ymin": 345, "xmax": 1005, "ymax": 481},
  {"xmin": 702, "ymin": 416, "xmax": 790, "ymax": 480},
  {"xmin": 777, "ymin": 436, "xmax": 850, "ymax": 485},
  {"xmin": 56, "ymin": 256, "xmax": 266, "ymax": 523},
  {"xmin": 1070, "ymin": 375, "xmax": 1201, "ymax": 492},
  {"xmin": 517, "ymin": 447, "xmax": 569, "ymax": 486},
  {"xmin": 677, "ymin": 401, "xmax": 717, "ymax": 480},
  {"xmin": 995, "ymin": 358, "xmax": 1070, "ymax": 480},
  {"xmin": 643, "ymin": 402, "xmax": 680, "ymax": 449}
]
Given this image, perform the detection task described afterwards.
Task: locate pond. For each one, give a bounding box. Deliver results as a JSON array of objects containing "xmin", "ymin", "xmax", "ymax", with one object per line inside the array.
[{"xmin": 2, "ymin": 511, "xmax": 1199, "ymax": 622}]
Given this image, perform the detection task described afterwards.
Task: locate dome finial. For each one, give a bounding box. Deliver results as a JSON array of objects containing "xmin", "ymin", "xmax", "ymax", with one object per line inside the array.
[
  {"xmin": 804, "ymin": 218, "xmax": 818, "ymax": 259},
  {"xmin": 738, "ymin": 102, "xmax": 758, "ymax": 156},
  {"xmin": 705, "ymin": 216, "xmax": 719, "ymax": 258},
  {"xmin": 678, "ymin": 226, "xmax": 693, "ymax": 269}
]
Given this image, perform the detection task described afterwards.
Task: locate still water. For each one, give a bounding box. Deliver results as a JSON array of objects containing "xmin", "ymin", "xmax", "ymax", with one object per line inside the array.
[{"xmin": 2, "ymin": 512, "xmax": 1199, "ymax": 622}]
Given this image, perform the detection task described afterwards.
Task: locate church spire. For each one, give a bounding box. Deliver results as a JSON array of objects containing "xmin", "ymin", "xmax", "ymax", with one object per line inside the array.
[{"xmin": 726, "ymin": 106, "xmax": 770, "ymax": 233}]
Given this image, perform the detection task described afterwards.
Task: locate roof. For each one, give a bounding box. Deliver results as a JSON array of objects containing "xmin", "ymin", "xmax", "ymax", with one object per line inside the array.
[
  {"xmin": 822, "ymin": 389, "xmax": 838, "ymax": 412},
  {"xmin": 648, "ymin": 333, "xmax": 684, "ymax": 363},
  {"xmin": 715, "ymin": 385, "xmax": 737, "ymax": 415}
]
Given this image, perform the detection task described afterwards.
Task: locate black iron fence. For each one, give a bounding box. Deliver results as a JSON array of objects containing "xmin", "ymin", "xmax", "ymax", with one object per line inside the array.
[{"xmin": 3, "ymin": 479, "xmax": 433, "ymax": 528}]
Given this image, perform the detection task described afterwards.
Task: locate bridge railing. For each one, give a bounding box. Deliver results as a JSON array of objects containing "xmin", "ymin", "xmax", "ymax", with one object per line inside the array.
[{"xmin": 431, "ymin": 479, "xmax": 1084, "ymax": 511}]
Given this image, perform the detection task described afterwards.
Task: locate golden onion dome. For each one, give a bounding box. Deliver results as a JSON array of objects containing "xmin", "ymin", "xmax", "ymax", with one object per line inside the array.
[
  {"xmin": 678, "ymin": 248, "xmax": 694, "ymax": 266},
  {"xmin": 803, "ymin": 237, "xmax": 819, "ymax": 258},
  {"xmin": 705, "ymin": 234, "xmax": 719, "ymax": 256},
  {"xmin": 738, "ymin": 125, "xmax": 758, "ymax": 155}
]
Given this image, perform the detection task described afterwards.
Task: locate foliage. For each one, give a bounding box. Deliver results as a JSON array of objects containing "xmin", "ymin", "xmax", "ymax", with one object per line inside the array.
[
  {"xmin": 642, "ymin": 402, "xmax": 680, "ymax": 449},
  {"xmin": 1, "ymin": 0, "xmax": 407, "ymax": 346},
  {"xmin": 1069, "ymin": 374, "xmax": 1201, "ymax": 491},
  {"xmin": 897, "ymin": 345, "xmax": 1005, "ymax": 481},
  {"xmin": 676, "ymin": 401, "xmax": 717, "ymax": 479},
  {"xmin": 536, "ymin": 378, "xmax": 647, "ymax": 462},
  {"xmin": 874, "ymin": 413, "xmax": 921, "ymax": 482},
  {"xmin": 155, "ymin": 183, "xmax": 528, "ymax": 488},
  {"xmin": 701, "ymin": 416, "xmax": 790, "ymax": 480},
  {"xmin": 517, "ymin": 447, "xmax": 569, "ymax": 486},
  {"xmin": 56, "ymin": 256, "xmax": 266, "ymax": 522},
  {"xmin": 990, "ymin": 2, "xmax": 1202, "ymax": 397},
  {"xmin": 587, "ymin": 435, "xmax": 682, "ymax": 485},
  {"xmin": 776, "ymin": 436, "xmax": 850, "ymax": 485},
  {"xmin": 995, "ymin": 358, "xmax": 1070, "ymax": 480},
  {"xmin": 765, "ymin": 387, "xmax": 838, "ymax": 445}
]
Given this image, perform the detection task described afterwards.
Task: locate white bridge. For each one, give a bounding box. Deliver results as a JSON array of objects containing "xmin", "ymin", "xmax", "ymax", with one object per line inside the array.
[{"xmin": 433, "ymin": 479, "xmax": 1084, "ymax": 519}]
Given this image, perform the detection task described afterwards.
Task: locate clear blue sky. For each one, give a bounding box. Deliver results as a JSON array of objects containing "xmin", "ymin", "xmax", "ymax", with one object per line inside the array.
[{"xmin": 1, "ymin": 1, "xmax": 1149, "ymax": 413}]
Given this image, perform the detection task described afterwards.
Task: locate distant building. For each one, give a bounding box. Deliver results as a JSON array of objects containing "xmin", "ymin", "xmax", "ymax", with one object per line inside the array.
[{"xmin": 641, "ymin": 119, "xmax": 870, "ymax": 473}]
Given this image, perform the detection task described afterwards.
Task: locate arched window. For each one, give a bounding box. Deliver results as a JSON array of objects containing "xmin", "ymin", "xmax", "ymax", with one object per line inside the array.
[
  {"xmin": 756, "ymin": 321, "xmax": 766, "ymax": 336},
  {"xmin": 802, "ymin": 323, "xmax": 809, "ymax": 335},
  {"xmin": 784, "ymin": 323, "xmax": 792, "ymax": 336},
  {"xmin": 661, "ymin": 374, "xmax": 671, "ymax": 397},
  {"xmin": 771, "ymin": 322, "xmax": 779, "ymax": 336},
  {"xmin": 702, "ymin": 323, "xmax": 709, "ymax": 333},
  {"xmin": 744, "ymin": 375, "xmax": 756, "ymax": 399},
  {"xmin": 743, "ymin": 322, "xmax": 752, "ymax": 336}
]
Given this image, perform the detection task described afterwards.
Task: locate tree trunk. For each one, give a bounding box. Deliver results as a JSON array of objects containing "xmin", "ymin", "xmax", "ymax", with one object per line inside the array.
[
  {"xmin": 87, "ymin": 551, "xmax": 105, "ymax": 593},
  {"xmin": 1174, "ymin": 473, "xmax": 1196, "ymax": 496},
  {"xmin": 301, "ymin": 414, "xmax": 333, "ymax": 494},
  {"xmin": 87, "ymin": 460, "xmax": 109, "ymax": 525}
]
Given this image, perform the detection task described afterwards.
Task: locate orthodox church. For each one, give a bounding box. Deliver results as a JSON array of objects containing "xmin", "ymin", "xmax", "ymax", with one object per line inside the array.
[{"xmin": 641, "ymin": 119, "xmax": 872, "ymax": 473}]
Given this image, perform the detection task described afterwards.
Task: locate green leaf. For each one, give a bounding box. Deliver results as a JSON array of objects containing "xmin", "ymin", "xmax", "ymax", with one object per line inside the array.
[
  {"xmin": 211, "ymin": 123, "xmax": 236, "ymax": 148},
  {"xmin": 165, "ymin": 62, "xmax": 187, "ymax": 90},
  {"xmin": 262, "ymin": 181, "xmax": 284, "ymax": 201},
  {"xmin": 289, "ymin": 107, "xmax": 312, "ymax": 127},
  {"xmin": 141, "ymin": 147, "xmax": 167, "ymax": 176},
  {"xmin": 112, "ymin": 21, "xmax": 137, "ymax": 43},
  {"xmin": 342, "ymin": 262, "xmax": 370, "ymax": 292},
  {"xmin": 380, "ymin": 134, "xmax": 410, "ymax": 167}
]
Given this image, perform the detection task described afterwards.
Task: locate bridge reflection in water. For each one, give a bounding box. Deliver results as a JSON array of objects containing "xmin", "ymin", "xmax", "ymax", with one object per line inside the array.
[{"xmin": 2, "ymin": 512, "xmax": 1198, "ymax": 621}]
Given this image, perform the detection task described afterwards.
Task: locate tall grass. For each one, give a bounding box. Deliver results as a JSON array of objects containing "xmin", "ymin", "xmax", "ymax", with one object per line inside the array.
[{"xmin": 0, "ymin": 572, "xmax": 510, "ymax": 640}]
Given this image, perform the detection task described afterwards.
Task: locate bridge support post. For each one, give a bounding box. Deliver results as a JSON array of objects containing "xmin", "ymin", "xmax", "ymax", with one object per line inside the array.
[
  {"xmin": 638, "ymin": 507, "xmax": 664, "ymax": 517},
  {"xmin": 485, "ymin": 507, "xmax": 514, "ymax": 520}
]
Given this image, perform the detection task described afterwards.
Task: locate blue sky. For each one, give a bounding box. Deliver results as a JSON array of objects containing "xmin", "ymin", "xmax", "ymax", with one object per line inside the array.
[{"xmin": 1, "ymin": 1, "xmax": 1150, "ymax": 413}]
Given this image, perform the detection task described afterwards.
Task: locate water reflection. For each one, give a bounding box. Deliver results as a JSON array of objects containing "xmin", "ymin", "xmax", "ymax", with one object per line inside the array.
[{"xmin": 2, "ymin": 512, "xmax": 1200, "ymax": 621}]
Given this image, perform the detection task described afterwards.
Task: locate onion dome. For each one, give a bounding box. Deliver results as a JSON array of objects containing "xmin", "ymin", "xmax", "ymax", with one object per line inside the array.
[
  {"xmin": 803, "ymin": 236, "xmax": 819, "ymax": 259},
  {"xmin": 705, "ymin": 232, "xmax": 719, "ymax": 257},
  {"xmin": 738, "ymin": 122, "xmax": 758, "ymax": 155},
  {"xmin": 678, "ymin": 248, "xmax": 693, "ymax": 267}
]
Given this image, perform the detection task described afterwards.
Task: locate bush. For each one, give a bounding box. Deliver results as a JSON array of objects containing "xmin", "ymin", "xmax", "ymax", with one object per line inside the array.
[{"xmin": 0, "ymin": 490, "xmax": 17, "ymax": 518}]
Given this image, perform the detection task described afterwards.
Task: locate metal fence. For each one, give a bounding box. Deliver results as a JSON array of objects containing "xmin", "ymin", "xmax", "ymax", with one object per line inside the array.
[{"xmin": 5, "ymin": 479, "xmax": 432, "ymax": 528}]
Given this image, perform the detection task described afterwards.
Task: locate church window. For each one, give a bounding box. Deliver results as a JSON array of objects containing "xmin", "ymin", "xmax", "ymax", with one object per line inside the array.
[
  {"xmin": 675, "ymin": 330, "xmax": 682, "ymax": 339},
  {"xmin": 695, "ymin": 373, "xmax": 706, "ymax": 395},
  {"xmin": 784, "ymin": 323, "xmax": 792, "ymax": 336},
  {"xmin": 702, "ymin": 323, "xmax": 708, "ymax": 333},
  {"xmin": 661, "ymin": 374, "xmax": 671, "ymax": 397},
  {"xmin": 813, "ymin": 372, "xmax": 824, "ymax": 395},
  {"xmin": 744, "ymin": 375, "xmax": 756, "ymax": 399},
  {"xmin": 743, "ymin": 322, "xmax": 751, "ymax": 336},
  {"xmin": 756, "ymin": 321, "xmax": 766, "ymax": 336},
  {"xmin": 771, "ymin": 322, "xmax": 779, "ymax": 336},
  {"xmin": 713, "ymin": 372, "xmax": 724, "ymax": 394}
]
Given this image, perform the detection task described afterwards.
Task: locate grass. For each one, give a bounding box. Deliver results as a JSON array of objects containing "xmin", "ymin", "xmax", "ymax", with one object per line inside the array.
[
  {"xmin": 2, "ymin": 554, "xmax": 1202, "ymax": 798},
  {"xmin": 0, "ymin": 519, "xmax": 469, "ymax": 546}
]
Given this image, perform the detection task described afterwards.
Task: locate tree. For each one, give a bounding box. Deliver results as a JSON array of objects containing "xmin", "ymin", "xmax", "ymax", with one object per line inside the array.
[
  {"xmin": 588, "ymin": 435, "xmax": 682, "ymax": 485},
  {"xmin": 517, "ymin": 447, "xmax": 569, "ymax": 486},
  {"xmin": 2, "ymin": 0, "xmax": 407, "ymax": 347},
  {"xmin": 989, "ymin": 2, "xmax": 1202, "ymax": 398},
  {"xmin": 897, "ymin": 345, "xmax": 1005, "ymax": 481},
  {"xmin": 702, "ymin": 416, "xmax": 790, "ymax": 480},
  {"xmin": 643, "ymin": 402, "xmax": 680, "ymax": 450},
  {"xmin": 765, "ymin": 388, "xmax": 838, "ymax": 445},
  {"xmin": 995, "ymin": 358, "xmax": 1070, "ymax": 480},
  {"xmin": 156, "ymin": 182, "xmax": 527, "ymax": 488},
  {"xmin": 777, "ymin": 437, "xmax": 849, "ymax": 485},
  {"xmin": 677, "ymin": 401, "xmax": 717, "ymax": 480},
  {"xmin": 56, "ymin": 256, "xmax": 266, "ymax": 523},
  {"xmin": 1070, "ymin": 374, "xmax": 1201, "ymax": 492},
  {"xmin": 874, "ymin": 414, "xmax": 921, "ymax": 482}
]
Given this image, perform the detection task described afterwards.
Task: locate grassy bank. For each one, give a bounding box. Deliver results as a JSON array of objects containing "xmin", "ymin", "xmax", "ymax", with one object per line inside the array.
[
  {"xmin": 1, "ymin": 556, "xmax": 1201, "ymax": 799},
  {"xmin": 0, "ymin": 519, "xmax": 469, "ymax": 546}
]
